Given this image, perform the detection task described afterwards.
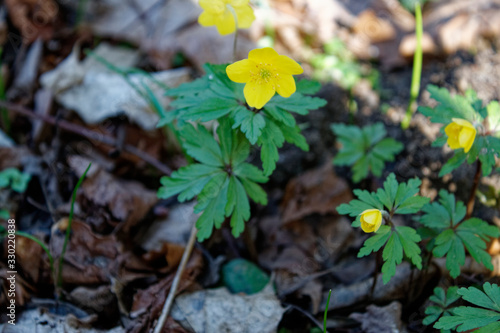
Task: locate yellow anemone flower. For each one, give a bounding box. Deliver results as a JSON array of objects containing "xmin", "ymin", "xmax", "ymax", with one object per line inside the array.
[
  {"xmin": 198, "ymin": 0, "xmax": 255, "ymax": 35},
  {"xmin": 360, "ymin": 209, "xmax": 383, "ymax": 233},
  {"xmin": 444, "ymin": 118, "xmax": 476, "ymax": 153},
  {"xmin": 226, "ymin": 47, "xmax": 303, "ymax": 109}
]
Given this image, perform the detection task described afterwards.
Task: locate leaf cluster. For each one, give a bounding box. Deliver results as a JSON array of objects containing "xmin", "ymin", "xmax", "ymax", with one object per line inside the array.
[
  {"xmin": 0, "ymin": 167, "xmax": 31, "ymax": 193},
  {"xmin": 337, "ymin": 173, "xmax": 429, "ymax": 283},
  {"xmin": 424, "ymin": 286, "xmax": 460, "ymax": 332},
  {"xmin": 159, "ymin": 63, "xmax": 326, "ymax": 176},
  {"xmin": 419, "ymin": 85, "xmax": 500, "ymax": 176},
  {"xmin": 332, "ymin": 122, "xmax": 403, "ymax": 183},
  {"xmin": 417, "ymin": 190, "xmax": 499, "ymax": 278},
  {"xmin": 434, "ymin": 282, "xmax": 500, "ymax": 332},
  {"xmin": 157, "ymin": 119, "xmax": 268, "ymax": 241}
]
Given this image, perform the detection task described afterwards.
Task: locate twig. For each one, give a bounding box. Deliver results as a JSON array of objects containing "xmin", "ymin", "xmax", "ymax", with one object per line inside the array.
[
  {"xmin": 154, "ymin": 225, "xmax": 198, "ymax": 333},
  {"xmin": 466, "ymin": 159, "xmax": 482, "ymax": 219},
  {"xmin": 0, "ymin": 101, "xmax": 172, "ymax": 175}
]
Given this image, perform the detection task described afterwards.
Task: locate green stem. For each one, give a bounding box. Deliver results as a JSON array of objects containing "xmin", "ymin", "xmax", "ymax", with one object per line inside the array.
[
  {"xmin": 227, "ymin": 5, "xmax": 239, "ymax": 62},
  {"xmin": 401, "ymin": 2, "xmax": 423, "ymax": 129},
  {"xmin": 323, "ymin": 289, "xmax": 332, "ymax": 333},
  {"xmin": 57, "ymin": 163, "xmax": 91, "ymax": 294}
]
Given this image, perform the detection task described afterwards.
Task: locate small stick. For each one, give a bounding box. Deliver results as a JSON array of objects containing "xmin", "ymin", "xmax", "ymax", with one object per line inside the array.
[
  {"xmin": 154, "ymin": 225, "xmax": 198, "ymax": 333},
  {"xmin": 0, "ymin": 101, "xmax": 172, "ymax": 175},
  {"xmin": 466, "ymin": 159, "xmax": 482, "ymax": 218}
]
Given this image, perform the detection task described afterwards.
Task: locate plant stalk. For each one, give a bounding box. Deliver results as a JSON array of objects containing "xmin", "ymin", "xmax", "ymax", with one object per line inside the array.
[
  {"xmin": 466, "ymin": 159, "xmax": 482, "ymax": 218},
  {"xmin": 154, "ymin": 224, "xmax": 198, "ymax": 333},
  {"xmin": 401, "ymin": 2, "xmax": 423, "ymax": 129}
]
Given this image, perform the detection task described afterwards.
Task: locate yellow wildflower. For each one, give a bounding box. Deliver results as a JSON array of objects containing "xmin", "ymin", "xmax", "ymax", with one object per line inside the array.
[
  {"xmin": 226, "ymin": 47, "xmax": 303, "ymax": 109},
  {"xmin": 444, "ymin": 118, "xmax": 476, "ymax": 153},
  {"xmin": 360, "ymin": 209, "xmax": 383, "ymax": 233},
  {"xmin": 198, "ymin": 0, "xmax": 255, "ymax": 35}
]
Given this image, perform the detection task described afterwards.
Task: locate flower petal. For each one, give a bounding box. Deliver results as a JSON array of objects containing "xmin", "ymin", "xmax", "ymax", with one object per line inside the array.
[
  {"xmin": 235, "ymin": 5, "xmax": 255, "ymax": 28},
  {"xmin": 214, "ymin": 9, "xmax": 236, "ymax": 35},
  {"xmin": 198, "ymin": 11, "xmax": 216, "ymax": 26},
  {"xmin": 459, "ymin": 127, "xmax": 476, "ymax": 153},
  {"xmin": 276, "ymin": 74, "xmax": 296, "ymax": 98},
  {"xmin": 275, "ymin": 55, "xmax": 303, "ymax": 75},
  {"xmin": 248, "ymin": 47, "xmax": 279, "ymax": 62},
  {"xmin": 199, "ymin": 0, "xmax": 225, "ymax": 13},
  {"xmin": 244, "ymin": 80, "xmax": 275, "ymax": 109},
  {"xmin": 444, "ymin": 122, "xmax": 461, "ymax": 149},
  {"xmin": 226, "ymin": 59, "xmax": 253, "ymax": 83},
  {"xmin": 231, "ymin": 0, "xmax": 250, "ymax": 6}
]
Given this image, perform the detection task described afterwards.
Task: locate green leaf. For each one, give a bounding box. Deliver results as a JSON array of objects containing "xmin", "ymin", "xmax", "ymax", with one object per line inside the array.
[
  {"xmin": 281, "ymin": 125, "xmax": 309, "ymax": 151},
  {"xmin": 487, "ymin": 101, "xmax": 500, "ymax": 133},
  {"xmin": 181, "ymin": 97, "xmax": 240, "ymax": 122},
  {"xmin": 357, "ymin": 225, "xmax": 392, "ymax": 258},
  {"xmin": 0, "ymin": 168, "xmax": 31, "ymax": 193},
  {"xmin": 419, "ymin": 85, "xmax": 477, "ymax": 124},
  {"xmin": 222, "ymin": 258, "xmax": 270, "ymax": 294},
  {"xmin": 264, "ymin": 104, "xmax": 296, "ymax": 127},
  {"xmin": 0, "ymin": 210, "xmax": 10, "ymax": 220},
  {"xmin": 396, "ymin": 226, "xmax": 422, "ymax": 269},
  {"xmin": 439, "ymin": 151, "xmax": 467, "ymax": 177},
  {"xmin": 435, "ymin": 284, "xmax": 500, "ymax": 332},
  {"xmin": 372, "ymin": 138, "xmax": 404, "ymax": 161},
  {"xmin": 424, "ymin": 286, "xmax": 460, "ymax": 328},
  {"xmin": 295, "ymin": 79, "xmax": 321, "ymax": 95},
  {"xmin": 195, "ymin": 175, "xmax": 230, "ymax": 241},
  {"xmin": 266, "ymin": 93, "xmax": 326, "ymax": 115},
  {"xmin": 337, "ymin": 189, "xmax": 383, "ymax": 217},
  {"xmin": 226, "ymin": 176, "xmax": 251, "ymax": 237},
  {"xmin": 158, "ymin": 165, "xmax": 223, "ymax": 201},
  {"xmin": 381, "ymin": 232, "xmax": 403, "ymax": 284},
  {"xmin": 232, "ymin": 108, "xmax": 266, "ymax": 144},
  {"xmin": 258, "ymin": 120, "xmax": 285, "ymax": 176},
  {"xmin": 180, "ymin": 123, "xmax": 224, "ymax": 166},
  {"xmin": 240, "ymin": 178, "xmax": 268, "ymax": 205}
]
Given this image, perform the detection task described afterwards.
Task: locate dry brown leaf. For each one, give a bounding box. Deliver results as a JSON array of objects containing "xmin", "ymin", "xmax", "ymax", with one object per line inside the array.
[
  {"xmin": 5, "ymin": 0, "xmax": 58, "ymax": 43},
  {"xmin": 350, "ymin": 301, "xmax": 407, "ymax": 333},
  {"xmin": 280, "ymin": 163, "xmax": 352, "ymax": 224}
]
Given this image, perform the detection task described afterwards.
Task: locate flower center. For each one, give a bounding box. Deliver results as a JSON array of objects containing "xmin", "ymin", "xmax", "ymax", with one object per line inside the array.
[
  {"xmin": 250, "ymin": 63, "xmax": 277, "ymax": 85},
  {"xmin": 260, "ymin": 68, "xmax": 272, "ymax": 80}
]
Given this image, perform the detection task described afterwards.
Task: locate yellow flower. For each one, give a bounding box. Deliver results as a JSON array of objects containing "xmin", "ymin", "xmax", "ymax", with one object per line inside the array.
[
  {"xmin": 198, "ymin": 0, "xmax": 255, "ymax": 35},
  {"xmin": 226, "ymin": 48, "xmax": 303, "ymax": 109},
  {"xmin": 444, "ymin": 118, "xmax": 476, "ymax": 153},
  {"xmin": 360, "ymin": 209, "xmax": 383, "ymax": 233}
]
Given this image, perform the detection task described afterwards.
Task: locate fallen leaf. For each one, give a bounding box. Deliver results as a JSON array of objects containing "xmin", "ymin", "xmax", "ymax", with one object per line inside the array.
[{"xmin": 281, "ymin": 163, "xmax": 352, "ymax": 224}]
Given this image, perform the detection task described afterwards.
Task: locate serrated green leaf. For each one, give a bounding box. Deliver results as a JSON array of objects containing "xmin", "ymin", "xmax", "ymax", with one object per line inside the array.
[
  {"xmin": 158, "ymin": 165, "xmax": 223, "ymax": 201},
  {"xmin": 363, "ymin": 122, "xmax": 387, "ymax": 146},
  {"xmin": 227, "ymin": 177, "xmax": 251, "ymax": 237},
  {"xmin": 232, "ymin": 108, "xmax": 266, "ymax": 144},
  {"xmin": 180, "ymin": 123, "xmax": 224, "ymax": 166},
  {"xmin": 182, "ymin": 97, "xmax": 239, "ymax": 122},
  {"xmin": 419, "ymin": 85, "xmax": 477, "ymax": 124},
  {"xmin": 281, "ymin": 124, "xmax": 309, "ymax": 151},
  {"xmin": 337, "ymin": 189, "xmax": 383, "ymax": 217},
  {"xmin": 396, "ymin": 226, "xmax": 422, "ymax": 269},
  {"xmin": 425, "ymin": 286, "xmax": 460, "ymax": 329},
  {"xmin": 165, "ymin": 76, "xmax": 208, "ymax": 97},
  {"xmin": 381, "ymin": 232, "xmax": 403, "ymax": 284},
  {"xmin": 263, "ymin": 105, "xmax": 296, "ymax": 127},
  {"xmin": 395, "ymin": 196, "xmax": 430, "ymax": 214},
  {"xmin": 233, "ymin": 163, "xmax": 268, "ymax": 183},
  {"xmin": 204, "ymin": 63, "xmax": 245, "ymax": 100},
  {"xmin": 240, "ymin": 178, "xmax": 268, "ymax": 205},
  {"xmin": 258, "ymin": 120, "xmax": 285, "ymax": 176},
  {"xmin": 266, "ymin": 93, "xmax": 326, "ymax": 115},
  {"xmin": 357, "ymin": 225, "xmax": 392, "ymax": 258},
  {"xmin": 352, "ymin": 155, "xmax": 369, "ymax": 183}
]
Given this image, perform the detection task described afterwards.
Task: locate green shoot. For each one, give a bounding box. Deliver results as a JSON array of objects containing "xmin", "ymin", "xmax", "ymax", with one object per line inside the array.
[
  {"xmin": 57, "ymin": 163, "xmax": 92, "ymax": 291},
  {"xmin": 323, "ymin": 289, "xmax": 332, "ymax": 333},
  {"xmin": 402, "ymin": 2, "xmax": 423, "ymax": 129},
  {"xmin": 15, "ymin": 231, "xmax": 54, "ymax": 274}
]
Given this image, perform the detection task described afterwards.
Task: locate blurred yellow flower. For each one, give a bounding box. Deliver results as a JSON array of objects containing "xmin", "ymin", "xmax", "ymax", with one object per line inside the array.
[
  {"xmin": 444, "ymin": 118, "xmax": 476, "ymax": 153},
  {"xmin": 226, "ymin": 47, "xmax": 303, "ymax": 109},
  {"xmin": 198, "ymin": 0, "xmax": 255, "ymax": 35},
  {"xmin": 360, "ymin": 209, "xmax": 383, "ymax": 233}
]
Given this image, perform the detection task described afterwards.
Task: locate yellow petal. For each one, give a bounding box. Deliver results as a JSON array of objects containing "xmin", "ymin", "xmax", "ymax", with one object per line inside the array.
[
  {"xmin": 199, "ymin": 0, "xmax": 225, "ymax": 13},
  {"xmin": 275, "ymin": 55, "xmax": 303, "ymax": 75},
  {"xmin": 444, "ymin": 122, "xmax": 461, "ymax": 149},
  {"xmin": 459, "ymin": 127, "xmax": 476, "ymax": 153},
  {"xmin": 361, "ymin": 220, "xmax": 375, "ymax": 233},
  {"xmin": 248, "ymin": 48, "xmax": 279, "ymax": 62},
  {"xmin": 226, "ymin": 59, "xmax": 253, "ymax": 83},
  {"xmin": 198, "ymin": 11, "xmax": 216, "ymax": 27},
  {"xmin": 215, "ymin": 9, "xmax": 236, "ymax": 35},
  {"xmin": 235, "ymin": 5, "xmax": 255, "ymax": 28},
  {"xmin": 276, "ymin": 74, "xmax": 296, "ymax": 98},
  {"xmin": 451, "ymin": 118, "xmax": 474, "ymax": 129},
  {"xmin": 244, "ymin": 80, "xmax": 276, "ymax": 109},
  {"xmin": 360, "ymin": 209, "xmax": 382, "ymax": 233},
  {"xmin": 231, "ymin": 0, "xmax": 250, "ymax": 6}
]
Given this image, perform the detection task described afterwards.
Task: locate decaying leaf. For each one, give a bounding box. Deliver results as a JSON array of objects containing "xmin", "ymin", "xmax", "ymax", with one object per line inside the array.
[{"xmin": 350, "ymin": 301, "xmax": 407, "ymax": 333}]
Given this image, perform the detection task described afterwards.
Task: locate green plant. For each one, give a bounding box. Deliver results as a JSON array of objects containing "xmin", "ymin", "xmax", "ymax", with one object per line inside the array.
[
  {"xmin": 419, "ymin": 86, "xmax": 500, "ymax": 177},
  {"xmin": 157, "ymin": 64, "xmax": 325, "ymax": 241},
  {"xmin": 57, "ymin": 163, "xmax": 91, "ymax": 291},
  {"xmin": 337, "ymin": 173, "xmax": 429, "ymax": 283},
  {"xmin": 401, "ymin": 1, "xmax": 423, "ymax": 129},
  {"xmin": 424, "ymin": 286, "xmax": 460, "ymax": 332},
  {"xmin": 416, "ymin": 190, "xmax": 499, "ymax": 278},
  {"xmin": 434, "ymin": 283, "xmax": 500, "ymax": 332},
  {"xmin": 0, "ymin": 167, "xmax": 31, "ymax": 218},
  {"xmin": 323, "ymin": 289, "xmax": 332, "ymax": 333},
  {"xmin": 331, "ymin": 122, "xmax": 403, "ymax": 183}
]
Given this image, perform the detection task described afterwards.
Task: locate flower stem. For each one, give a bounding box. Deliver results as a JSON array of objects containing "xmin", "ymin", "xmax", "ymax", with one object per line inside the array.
[
  {"xmin": 227, "ymin": 5, "xmax": 239, "ymax": 62},
  {"xmin": 466, "ymin": 159, "xmax": 482, "ymax": 218}
]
